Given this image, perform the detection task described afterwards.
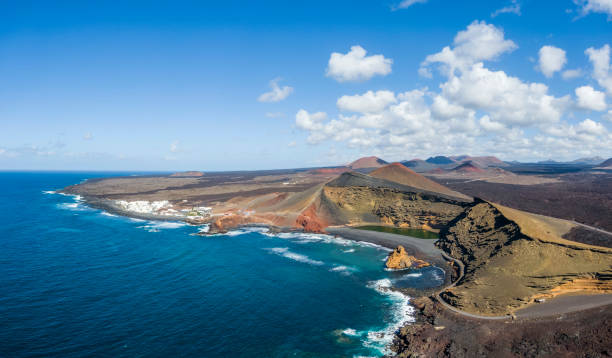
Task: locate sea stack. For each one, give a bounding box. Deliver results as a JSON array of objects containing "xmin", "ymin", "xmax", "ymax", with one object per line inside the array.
[{"xmin": 385, "ymin": 245, "xmax": 430, "ymax": 269}]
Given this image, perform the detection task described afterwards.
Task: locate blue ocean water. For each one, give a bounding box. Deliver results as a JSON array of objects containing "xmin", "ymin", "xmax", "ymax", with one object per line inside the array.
[{"xmin": 0, "ymin": 172, "xmax": 444, "ymax": 358}]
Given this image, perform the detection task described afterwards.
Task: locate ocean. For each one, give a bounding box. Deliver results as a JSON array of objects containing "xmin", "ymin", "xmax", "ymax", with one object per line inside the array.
[{"xmin": 0, "ymin": 172, "xmax": 444, "ymax": 358}]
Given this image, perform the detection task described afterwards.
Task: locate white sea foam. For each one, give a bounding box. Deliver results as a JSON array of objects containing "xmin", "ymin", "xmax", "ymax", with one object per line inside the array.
[
  {"xmin": 101, "ymin": 211, "xmax": 117, "ymax": 217},
  {"xmin": 265, "ymin": 247, "xmax": 324, "ymax": 266},
  {"xmin": 343, "ymin": 248, "xmax": 356, "ymax": 253},
  {"xmin": 342, "ymin": 328, "xmax": 359, "ymax": 336},
  {"xmin": 138, "ymin": 221, "xmax": 187, "ymax": 232},
  {"xmin": 264, "ymin": 231, "xmax": 391, "ymax": 252},
  {"xmin": 330, "ymin": 265, "xmax": 358, "ymax": 276},
  {"xmin": 42, "ymin": 190, "xmax": 56, "ymax": 194},
  {"xmin": 56, "ymin": 194, "xmax": 88, "ymax": 211},
  {"xmin": 362, "ymin": 278, "xmax": 414, "ymax": 356}
]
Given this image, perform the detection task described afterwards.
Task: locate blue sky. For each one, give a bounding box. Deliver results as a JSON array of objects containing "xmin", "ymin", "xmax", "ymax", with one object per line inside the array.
[{"xmin": 1, "ymin": 0, "xmax": 612, "ymax": 170}]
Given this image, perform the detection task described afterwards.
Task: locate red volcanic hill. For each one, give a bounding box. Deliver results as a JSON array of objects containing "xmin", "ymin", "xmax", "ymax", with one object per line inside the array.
[
  {"xmin": 369, "ymin": 163, "xmax": 467, "ymax": 198},
  {"xmin": 348, "ymin": 156, "xmax": 388, "ymax": 169},
  {"xmin": 451, "ymin": 161, "xmax": 486, "ymax": 173}
]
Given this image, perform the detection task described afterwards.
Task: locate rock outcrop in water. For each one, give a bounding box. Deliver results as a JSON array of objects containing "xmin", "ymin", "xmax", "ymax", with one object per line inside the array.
[{"xmin": 385, "ymin": 245, "xmax": 430, "ymax": 269}]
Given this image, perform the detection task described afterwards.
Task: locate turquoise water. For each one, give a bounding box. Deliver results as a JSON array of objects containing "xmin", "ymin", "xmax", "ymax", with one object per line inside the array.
[{"xmin": 0, "ymin": 172, "xmax": 444, "ymax": 357}]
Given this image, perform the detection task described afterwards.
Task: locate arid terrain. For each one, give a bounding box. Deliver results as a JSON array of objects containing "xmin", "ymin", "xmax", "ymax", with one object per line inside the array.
[{"xmin": 62, "ymin": 156, "xmax": 612, "ymax": 357}]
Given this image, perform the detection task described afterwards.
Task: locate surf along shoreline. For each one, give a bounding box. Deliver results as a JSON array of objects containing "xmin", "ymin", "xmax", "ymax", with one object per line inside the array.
[{"xmin": 57, "ymin": 190, "xmax": 452, "ymax": 356}]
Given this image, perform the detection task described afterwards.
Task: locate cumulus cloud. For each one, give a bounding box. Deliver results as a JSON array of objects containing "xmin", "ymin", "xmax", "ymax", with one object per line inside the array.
[
  {"xmin": 326, "ymin": 46, "xmax": 392, "ymax": 82},
  {"xmin": 586, "ymin": 44, "xmax": 612, "ymax": 95},
  {"xmin": 421, "ymin": 21, "xmax": 517, "ymax": 75},
  {"xmin": 538, "ymin": 46, "xmax": 567, "ymax": 78},
  {"xmin": 479, "ymin": 115, "xmax": 507, "ymax": 132},
  {"xmin": 575, "ymin": 85, "xmax": 607, "ymax": 111},
  {"xmin": 575, "ymin": 0, "xmax": 612, "ymax": 20},
  {"xmin": 577, "ymin": 118, "xmax": 607, "ymax": 135},
  {"xmin": 441, "ymin": 63, "xmax": 570, "ymax": 125},
  {"xmin": 294, "ymin": 21, "xmax": 612, "ymax": 161},
  {"xmin": 258, "ymin": 78, "xmax": 294, "ymax": 102},
  {"xmin": 170, "ymin": 141, "xmax": 179, "ymax": 153},
  {"xmin": 83, "ymin": 132, "xmax": 93, "ymax": 140},
  {"xmin": 492, "ymin": 0, "xmax": 521, "ymax": 17},
  {"xmin": 337, "ymin": 90, "xmax": 397, "ymax": 113}
]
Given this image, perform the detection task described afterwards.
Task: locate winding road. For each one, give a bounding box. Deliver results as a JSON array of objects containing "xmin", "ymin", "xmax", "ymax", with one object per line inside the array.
[{"xmin": 329, "ymin": 227, "xmax": 612, "ymax": 321}]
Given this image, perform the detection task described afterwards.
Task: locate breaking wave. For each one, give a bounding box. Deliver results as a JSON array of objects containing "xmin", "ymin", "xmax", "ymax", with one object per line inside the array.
[
  {"xmin": 330, "ymin": 265, "xmax": 358, "ymax": 275},
  {"xmin": 337, "ymin": 279, "xmax": 414, "ymax": 356},
  {"xmin": 138, "ymin": 221, "xmax": 187, "ymax": 233},
  {"xmin": 264, "ymin": 247, "xmax": 324, "ymax": 266}
]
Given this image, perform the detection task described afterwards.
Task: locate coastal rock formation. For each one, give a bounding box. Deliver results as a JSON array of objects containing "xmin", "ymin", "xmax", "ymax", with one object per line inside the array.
[
  {"xmin": 295, "ymin": 203, "xmax": 327, "ymax": 233},
  {"xmin": 385, "ymin": 245, "xmax": 430, "ymax": 269},
  {"xmin": 436, "ymin": 199, "xmax": 612, "ymax": 315}
]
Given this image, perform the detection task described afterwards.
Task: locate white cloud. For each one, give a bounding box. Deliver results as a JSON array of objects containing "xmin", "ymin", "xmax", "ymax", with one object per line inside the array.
[
  {"xmin": 421, "ymin": 21, "xmax": 517, "ymax": 75},
  {"xmin": 538, "ymin": 46, "xmax": 567, "ymax": 78},
  {"xmin": 287, "ymin": 141, "xmax": 297, "ymax": 147},
  {"xmin": 83, "ymin": 132, "xmax": 93, "ymax": 140},
  {"xmin": 170, "ymin": 141, "xmax": 179, "ymax": 153},
  {"xmin": 575, "ymin": 85, "xmax": 607, "ymax": 111},
  {"xmin": 562, "ymin": 69, "xmax": 583, "ymax": 80},
  {"xmin": 586, "ymin": 44, "xmax": 612, "ymax": 95},
  {"xmin": 492, "ymin": 0, "xmax": 521, "ymax": 17},
  {"xmin": 440, "ymin": 63, "xmax": 570, "ymax": 125},
  {"xmin": 326, "ymin": 46, "xmax": 392, "ymax": 82},
  {"xmin": 294, "ymin": 21, "xmax": 612, "ymax": 162},
  {"xmin": 577, "ymin": 118, "xmax": 607, "ymax": 135},
  {"xmin": 603, "ymin": 109, "xmax": 612, "ymax": 121},
  {"xmin": 479, "ymin": 115, "xmax": 507, "ymax": 132},
  {"xmin": 295, "ymin": 110, "xmax": 327, "ymax": 131},
  {"xmin": 337, "ymin": 90, "xmax": 397, "ymax": 113},
  {"xmin": 575, "ymin": 0, "xmax": 612, "ymax": 20},
  {"xmin": 394, "ymin": 0, "xmax": 428, "ymax": 9},
  {"xmin": 258, "ymin": 78, "xmax": 294, "ymax": 102}
]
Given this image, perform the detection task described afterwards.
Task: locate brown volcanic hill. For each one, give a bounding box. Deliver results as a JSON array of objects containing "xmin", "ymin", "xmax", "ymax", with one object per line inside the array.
[
  {"xmin": 370, "ymin": 163, "xmax": 469, "ymax": 199},
  {"xmin": 348, "ymin": 156, "xmax": 388, "ymax": 169},
  {"xmin": 169, "ymin": 171, "xmax": 204, "ymax": 177},
  {"xmin": 451, "ymin": 161, "xmax": 485, "ymax": 173},
  {"xmin": 437, "ymin": 199, "xmax": 612, "ymax": 316}
]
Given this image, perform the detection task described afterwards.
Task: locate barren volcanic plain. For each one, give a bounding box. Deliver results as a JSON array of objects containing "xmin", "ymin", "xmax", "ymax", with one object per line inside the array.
[{"xmin": 63, "ymin": 156, "xmax": 612, "ymax": 357}]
